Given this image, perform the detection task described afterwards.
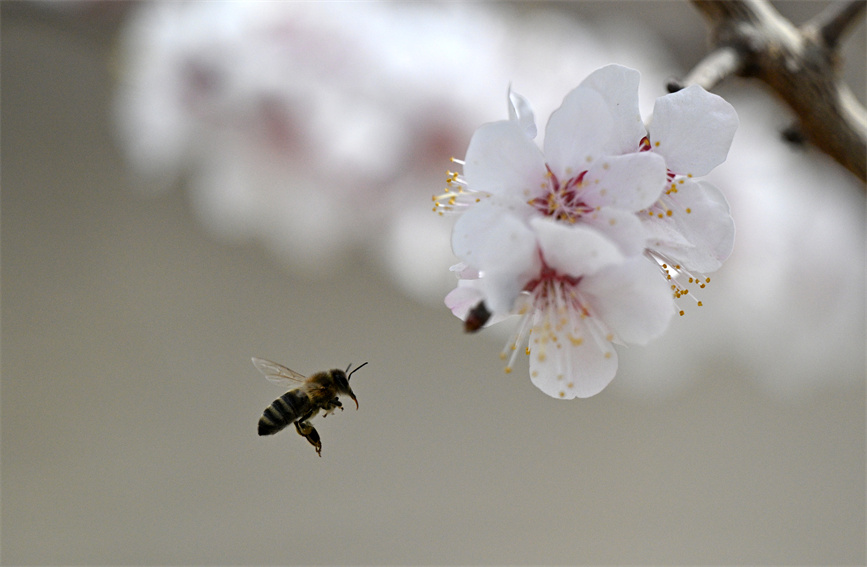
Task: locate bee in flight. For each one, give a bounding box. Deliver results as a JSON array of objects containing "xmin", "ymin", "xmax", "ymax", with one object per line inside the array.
[{"xmin": 252, "ymin": 357, "xmax": 367, "ymax": 457}]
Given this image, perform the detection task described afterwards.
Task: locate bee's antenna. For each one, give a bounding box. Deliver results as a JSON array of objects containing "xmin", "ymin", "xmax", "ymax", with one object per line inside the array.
[{"xmin": 346, "ymin": 361, "xmax": 368, "ymax": 380}]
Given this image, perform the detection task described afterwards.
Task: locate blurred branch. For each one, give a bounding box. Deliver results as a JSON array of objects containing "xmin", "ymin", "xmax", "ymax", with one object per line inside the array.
[
  {"xmin": 808, "ymin": 0, "xmax": 867, "ymax": 49},
  {"xmin": 668, "ymin": 46, "xmax": 742, "ymax": 92},
  {"xmin": 675, "ymin": 0, "xmax": 866, "ymax": 183}
]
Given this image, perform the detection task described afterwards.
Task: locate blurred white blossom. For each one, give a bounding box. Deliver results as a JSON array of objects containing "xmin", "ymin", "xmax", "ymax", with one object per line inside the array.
[
  {"xmin": 701, "ymin": 88, "xmax": 864, "ymax": 398},
  {"xmin": 112, "ymin": 1, "xmax": 677, "ymax": 285}
]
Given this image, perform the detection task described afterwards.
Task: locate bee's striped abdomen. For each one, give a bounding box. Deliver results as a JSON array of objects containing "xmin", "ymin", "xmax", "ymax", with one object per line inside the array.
[{"xmin": 258, "ymin": 390, "xmax": 308, "ymax": 436}]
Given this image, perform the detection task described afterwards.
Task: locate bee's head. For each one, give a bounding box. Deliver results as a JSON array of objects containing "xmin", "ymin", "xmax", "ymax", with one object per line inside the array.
[{"xmin": 335, "ymin": 361, "xmax": 367, "ymax": 409}]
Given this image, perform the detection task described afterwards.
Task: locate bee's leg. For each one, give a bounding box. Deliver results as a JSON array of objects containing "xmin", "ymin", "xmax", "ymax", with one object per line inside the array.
[
  {"xmin": 294, "ymin": 416, "xmax": 322, "ymax": 457},
  {"xmin": 321, "ymin": 397, "xmax": 343, "ymax": 418}
]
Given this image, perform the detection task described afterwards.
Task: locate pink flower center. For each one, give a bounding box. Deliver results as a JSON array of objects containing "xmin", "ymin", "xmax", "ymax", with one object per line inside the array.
[
  {"xmin": 522, "ymin": 253, "xmax": 584, "ymax": 312},
  {"xmin": 528, "ymin": 165, "xmax": 592, "ymax": 223}
]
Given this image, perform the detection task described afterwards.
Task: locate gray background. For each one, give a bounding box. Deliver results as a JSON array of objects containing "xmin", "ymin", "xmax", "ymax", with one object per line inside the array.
[{"xmin": 3, "ymin": 2, "xmax": 865, "ymax": 564}]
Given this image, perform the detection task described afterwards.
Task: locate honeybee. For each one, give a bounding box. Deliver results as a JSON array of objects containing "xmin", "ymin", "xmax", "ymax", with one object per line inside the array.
[{"xmin": 252, "ymin": 357, "xmax": 367, "ymax": 457}]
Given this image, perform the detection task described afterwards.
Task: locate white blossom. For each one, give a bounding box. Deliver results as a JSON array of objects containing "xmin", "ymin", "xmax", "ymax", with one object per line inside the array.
[
  {"xmin": 639, "ymin": 85, "xmax": 739, "ymax": 311},
  {"xmin": 441, "ymin": 65, "xmax": 737, "ymax": 398}
]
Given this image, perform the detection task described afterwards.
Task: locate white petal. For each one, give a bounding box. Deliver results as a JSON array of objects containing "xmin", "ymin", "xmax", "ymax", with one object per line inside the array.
[
  {"xmin": 528, "ymin": 314, "xmax": 618, "ymax": 399},
  {"xmin": 476, "ymin": 212, "xmax": 538, "ymax": 272},
  {"xmin": 646, "ymin": 179, "xmax": 735, "ymax": 272},
  {"xmin": 507, "ymin": 87, "xmax": 537, "ymax": 139},
  {"xmin": 443, "ymin": 278, "xmax": 512, "ymax": 327},
  {"xmin": 578, "ymin": 64, "xmax": 646, "ymax": 155},
  {"xmin": 451, "ymin": 198, "xmax": 530, "ymax": 261},
  {"xmin": 444, "ymin": 279, "xmax": 484, "ymax": 320},
  {"xmin": 531, "ymin": 216, "xmax": 624, "ymax": 277},
  {"xmin": 642, "ymin": 216, "xmax": 693, "ymax": 251},
  {"xmin": 449, "ymin": 262, "xmax": 479, "ymax": 279},
  {"xmin": 453, "ymin": 206, "xmax": 540, "ymax": 314},
  {"xmin": 582, "ymin": 257, "xmax": 674, "ymax": 344},
  {"xmin": 464, "ymin": 120, "xmax": 546, "ymax": 197},
  {"xmin": 579, "ymin": 206, "xmax": 649, "ymax": 257},
  {"xmin": 583, "ymin": 152, "xmax": 667, "ymax": 211},
  {"xmin": 479, "ymin": 273, "xmax": 528, "ymax": 316},
  {"xmin": 543, "ymin": 86, "xmax": 613, "ymax": 179},
  {"xmin": 647, "ymin": 85, "xmax": 738, "ymax": 176}
]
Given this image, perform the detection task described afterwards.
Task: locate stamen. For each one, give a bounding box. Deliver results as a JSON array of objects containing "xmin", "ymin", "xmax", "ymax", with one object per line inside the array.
[
  {"xmin": 501, "ymin": 271, "xmax": 619, "ymax": 387},
  {"xmin": 432, "ymin": 166, "xmax": 487, "ymax": 214},
  {"xmin": 501, "ymin": 295, "xmax": 534, "ymax": 371},
  {"xmin": 528, "ymin": 165, "xmax": 592, "ymax": 223},
  {"xmin": 638, "ymin": 136, "xmax": 651, "ymax": 152},
  {"xmin": 570, "ymin": 287, "xmax": 617, "ymax": 352},
  {"xmin": 645, "ymin": 250, "xmax": 711, "ymax": 315}
]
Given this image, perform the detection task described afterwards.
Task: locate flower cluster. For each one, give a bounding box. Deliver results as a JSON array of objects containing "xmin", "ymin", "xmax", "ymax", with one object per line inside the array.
[{"xmin": 437, "ymin": 65, "xmax": 738, "ymax": 399}]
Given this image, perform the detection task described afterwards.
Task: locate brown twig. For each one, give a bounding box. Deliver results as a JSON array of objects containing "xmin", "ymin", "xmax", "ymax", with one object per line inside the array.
[
  {"xmin": 808, "ymin": 0, "xmax": 866, "ymax": 49},
  {"xmin": 682, "ymin": 0, "xmax": 866, "ymax": 183},
  {"xmin": 668, "ymin": 46, "xmax": 743, "ymax": 93}
]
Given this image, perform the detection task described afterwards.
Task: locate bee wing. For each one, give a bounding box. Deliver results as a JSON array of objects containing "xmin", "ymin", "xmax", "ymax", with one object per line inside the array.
[{"xmin": 251, "ymin": 357, "xmax": 306, "ymax": 387}]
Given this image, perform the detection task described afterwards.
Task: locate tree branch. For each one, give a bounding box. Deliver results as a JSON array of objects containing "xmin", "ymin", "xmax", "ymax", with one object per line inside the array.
[
  {"xmin": 684, "ymin": 0, "xmax": 866, "ymax": 183},
  {"xmin": 668, "ymin": 46, "xmax": 743, "ymax": 93},
  {"xmin": 807, "ymin": 0, "xmax": 866, "ymax": 49}
]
